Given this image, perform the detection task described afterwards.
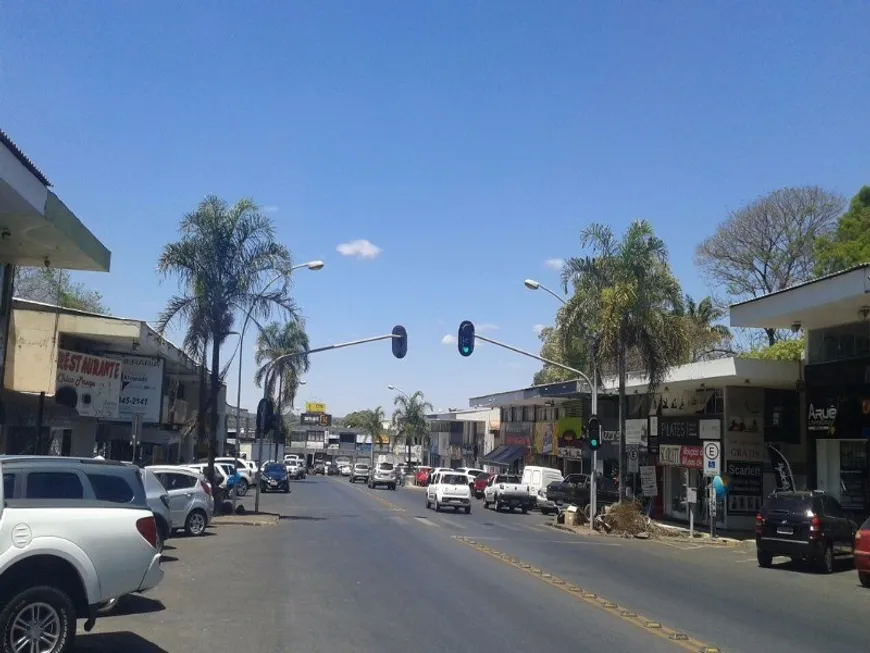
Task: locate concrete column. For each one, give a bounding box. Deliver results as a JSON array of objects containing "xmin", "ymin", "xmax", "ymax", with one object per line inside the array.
[{"xmin": 69, "ymin": 420, "xmax": 97, "ymax": 457}]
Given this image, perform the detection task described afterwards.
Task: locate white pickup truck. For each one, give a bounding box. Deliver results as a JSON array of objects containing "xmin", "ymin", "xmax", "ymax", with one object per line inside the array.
[
  {"xmin": 483, "ymin": 473, "xmax": 531, "ymax": 513},
  {"xmin": 0, "ymin": 456, "xmax": 164, "ymax": 652}
]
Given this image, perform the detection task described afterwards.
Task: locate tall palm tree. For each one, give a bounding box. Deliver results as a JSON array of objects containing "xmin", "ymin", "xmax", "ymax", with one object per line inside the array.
[
  {"xmin": 253, "ymin": 319, "xmax": 310, "ymax": 456},
  {"xmin": 560, "ymin": 221, "xmax": 688, "ymax": 500},
  {"xmin": 363, "ymin": 406, "xmax": 387, "ymax": 454},
  {"xmin": 392, "ymin": 391, "xmax": 433, "ymax": 467},
  {"xmin": 684, "ymin": 295, "xmax": 733, "ymax": 362},
  {"xmin": 157, "ymin": 195, "xmax": 295, "ymax": 483}
]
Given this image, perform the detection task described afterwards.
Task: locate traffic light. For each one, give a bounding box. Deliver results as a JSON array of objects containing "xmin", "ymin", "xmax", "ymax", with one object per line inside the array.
[
  {"xmin": 256, "ymin": 397, "xmax": 275, "ymax": 435},
  {"xmin": 458, "ymin": 320, "xmax": 475, "ymax": 357},
  {"xmin": 392, "ymin": 325, "xmax": 408, "ymax": 359},
  {"xmin": 587, "ymin": 416, "xmax": 601, "ymax": 451}
]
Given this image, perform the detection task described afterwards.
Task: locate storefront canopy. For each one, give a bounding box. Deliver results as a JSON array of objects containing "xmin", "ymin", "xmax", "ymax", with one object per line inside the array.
[{"xmin": 481, "ymin": 445, "xmax": 526, "ymax": 466}]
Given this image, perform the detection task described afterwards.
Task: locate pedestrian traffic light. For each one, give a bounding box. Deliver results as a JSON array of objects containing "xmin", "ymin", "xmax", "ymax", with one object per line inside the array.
[
  {"xmin": 588, "ymin": 416, "xmax": 601, "ymax": 451},
  {"xmin": 392, "ymin": 325, "xmax": 408, "ymax": 359},
  {"xmin": 458, "ymin": 320, "xmax": 475, "ymax": 357}
]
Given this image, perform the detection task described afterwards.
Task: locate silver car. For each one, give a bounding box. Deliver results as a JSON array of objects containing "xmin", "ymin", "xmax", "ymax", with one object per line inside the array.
[
  {"xmin": 148, "ymin": 465, "xmax": 214, "ymax": 536},
  {"xmin": 368, "ymin": 462, "xmax": 397, "ymax": 490}
]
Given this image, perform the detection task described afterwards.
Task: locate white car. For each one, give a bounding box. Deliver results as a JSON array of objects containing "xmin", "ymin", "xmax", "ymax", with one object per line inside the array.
[
  {"xmin": 147, "ymin": 465, "xmax": 214, "ymax": 536},
  {"xmin": 426, "ymin": 471, "xmax": 472, "ymax": 514}
]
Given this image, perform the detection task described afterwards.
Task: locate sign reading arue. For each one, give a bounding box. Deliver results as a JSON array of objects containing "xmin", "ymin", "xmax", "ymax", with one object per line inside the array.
[
  {"xmin": 117, "ymin": 355, "xmax": 164, "ymax": 424},
  {"xmin": 56, "ymin": 348, "xmax": 122, "ymax": 419}
]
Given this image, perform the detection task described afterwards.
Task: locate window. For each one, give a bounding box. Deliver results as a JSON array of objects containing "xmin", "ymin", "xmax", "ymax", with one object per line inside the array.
[
  {"xmin": 442, "ymin": 474, "xmax": 466, "ymax": 485},
  {"xmin": 26, "ymin": 472, "xmax": 84, "ymax": 499},
  {"xmin": 87, "ymin": 474, "xmax": 135, "ymax": 503},
  {"xmin": 160, "ymin": 473, "xmax": 196, "ymax": 491},
  {"xmin": 3, "ymin": 473, "xmax": 14, "ymax": 498}
]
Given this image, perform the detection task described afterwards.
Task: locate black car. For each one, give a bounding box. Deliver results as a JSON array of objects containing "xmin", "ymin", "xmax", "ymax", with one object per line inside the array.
[
  {"xmin": 755, "ymin": 490, "xmax": 856, "ymax": 573},
  {"xmin": 260, "ymin": 462, "xmax": 290, "ymax": 493}
]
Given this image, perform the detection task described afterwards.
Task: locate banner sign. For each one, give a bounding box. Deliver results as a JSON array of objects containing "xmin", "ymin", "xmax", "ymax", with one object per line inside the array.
[
  {"xmin": 117, "ymin": 355, "xmax": 164, "ymax": 423},
  {"xmin": 301, "ymin": 412, "xmax": 332, "ymax": 427},
  {"xmin": 55, "ymin": 348, "xmax": 122, "ymax": 419}
]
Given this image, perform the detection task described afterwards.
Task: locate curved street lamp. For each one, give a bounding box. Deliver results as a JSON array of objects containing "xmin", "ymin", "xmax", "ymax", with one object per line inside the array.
[
  {"xmin": 387, "ymin": 384, "xmax": 409, "ymax": 399},
  {"xmin": 524, "ymin": 278, "xmax": 567, "ymax": 305}
]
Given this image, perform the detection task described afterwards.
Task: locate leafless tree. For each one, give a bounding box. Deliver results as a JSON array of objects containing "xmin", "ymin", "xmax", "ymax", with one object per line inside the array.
[{"xmin": 696, "ymin": 186, "xmax": 845, "ymax": 345}]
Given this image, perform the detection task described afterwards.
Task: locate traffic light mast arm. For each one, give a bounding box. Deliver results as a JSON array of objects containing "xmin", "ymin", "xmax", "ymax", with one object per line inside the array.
[{"xmin": 472, "ymin": 333, "xmax": 596, "ymax": 393}]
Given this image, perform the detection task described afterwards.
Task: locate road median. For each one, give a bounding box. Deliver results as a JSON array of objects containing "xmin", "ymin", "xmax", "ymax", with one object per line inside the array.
[{"xmin": 212, "ymin": 513, "xmax": 280, "ymax": 527}]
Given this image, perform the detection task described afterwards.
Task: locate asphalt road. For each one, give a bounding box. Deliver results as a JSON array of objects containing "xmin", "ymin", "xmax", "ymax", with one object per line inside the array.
[{"xmin": 73, "ymin": 475, "xmax": 868, "ymax": 652}]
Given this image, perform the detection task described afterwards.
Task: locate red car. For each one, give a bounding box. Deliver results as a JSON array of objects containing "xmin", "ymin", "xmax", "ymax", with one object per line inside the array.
[
  {"xmin": 854, "ymin": 516, "xmax": 870, "ymax": 587},
  {"xmin": 472, "ymin": 473, "xmax": 491, "ymax": 499},
  {"xmin": 415, "ymin": 466, "xmax": 433, "ymax": 487}
]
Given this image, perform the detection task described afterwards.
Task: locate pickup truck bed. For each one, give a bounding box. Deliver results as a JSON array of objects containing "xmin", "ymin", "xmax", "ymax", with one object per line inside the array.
[{"xmin": 485, "ymin": 475, "xmax": 531, "ymax": 513}]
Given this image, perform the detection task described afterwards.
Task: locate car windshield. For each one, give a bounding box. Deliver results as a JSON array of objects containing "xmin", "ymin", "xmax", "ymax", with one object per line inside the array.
[
  {"xmin": 355, "ymin": 464, "xmax": 369, "ymax": 469},
  {"xmin": 765, "ymin": 495, "xmax": 813, "ymax": 513},
  {"xmin": 264, "ymin": 463, "xmax": 284, "ymax": 472},
  {"xmin": 378, "ymin": 463, "xmax": 395, "ymax": 470},
  {"xmin": 442, "ymin": 474, "xmax": 467, "ymax": 485},
  {"xmin": 500, "ymin": 475, "xmax": 521, "ymax": 484}
]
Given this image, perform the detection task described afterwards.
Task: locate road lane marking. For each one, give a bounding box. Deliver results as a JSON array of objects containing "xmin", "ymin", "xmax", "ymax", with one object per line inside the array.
[
  {"xmin": 452, "ymin": 536, "xmax": 722, "ymax": 652},
  {"xmin": 439, "ymin": 518, "xmax": 467, "ymax": 530},
  {"xmin": 391, "ymin": 515, "xmax": 410, "ymax": 526},
  {"xmin": 414, "ymin": 517, "xmax": 439, "ymax": 528},
  {"xmin": 348, "ymin": 484, "xmax": 406, "ymax": 512}
]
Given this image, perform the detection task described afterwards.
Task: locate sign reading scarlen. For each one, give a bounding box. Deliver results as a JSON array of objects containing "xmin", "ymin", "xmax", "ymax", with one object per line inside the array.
[{"xmin": 55, "ymin": 348, "xmax": 122, "ymax": 419}]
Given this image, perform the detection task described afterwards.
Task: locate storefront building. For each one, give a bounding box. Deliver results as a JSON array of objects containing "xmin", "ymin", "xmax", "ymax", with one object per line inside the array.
[{"xmin": 730, "ymin": 265, "xmax": 870, "ymax": 519}]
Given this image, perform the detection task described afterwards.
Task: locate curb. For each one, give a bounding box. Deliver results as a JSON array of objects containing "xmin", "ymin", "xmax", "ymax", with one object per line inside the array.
[{"xmin": 212, "ymin": 515, "xmax": 280, "ymax": 527}]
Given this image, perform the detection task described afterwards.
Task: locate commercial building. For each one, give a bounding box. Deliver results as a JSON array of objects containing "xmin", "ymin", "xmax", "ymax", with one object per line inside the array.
[
  {"xmin": 0, "ymin": 128, "xmax": 112, "ymax": 433},
  {"xmin": 731, "ymin": 263, "xmax": 870, "ymax": 518},
  {"xmin": 3, "ymin": 299, "xmax": 225, "ymax": 463},
  {"xmin": 425, "ymin": 408, "xmax": 498, "ymax": 469}
]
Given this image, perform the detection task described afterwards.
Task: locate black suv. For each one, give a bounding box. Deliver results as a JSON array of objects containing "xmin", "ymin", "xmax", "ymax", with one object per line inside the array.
[{"xmin": 755, "ymin": 490, "xmax": 857, "ymax": 573}]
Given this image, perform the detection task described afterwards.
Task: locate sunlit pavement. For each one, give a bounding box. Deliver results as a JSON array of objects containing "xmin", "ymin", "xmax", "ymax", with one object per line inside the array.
[{"xmin": 75, "ymin": 475, "xmax": 868, "ymax": 652}]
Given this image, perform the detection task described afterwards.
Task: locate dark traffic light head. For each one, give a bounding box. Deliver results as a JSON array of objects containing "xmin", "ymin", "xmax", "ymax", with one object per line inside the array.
[
  {"xmin": 391, "ymin": 325, "xmax": 408, "ymax": 359},
  {"xmin": 458, "ymin": 320, "xmax": 475, "ymax": 357},
  {"xmin": 587, "ymin": 416, "xmax": 601, "ymax": 451}
]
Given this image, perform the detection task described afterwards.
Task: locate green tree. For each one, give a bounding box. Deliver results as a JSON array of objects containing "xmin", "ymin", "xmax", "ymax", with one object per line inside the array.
[
  {"xmin": 340, "ymin": 411, "xmax": 369, "ymax": 430},
  {"xmin": 740, "ymin": 337, "xmax": 804, "ymax": 361},
  {"xmin": 14, "ymin": 267, "xmax": 109, "ymax": 314},
  {"xmin": 254, "ymin": 319, "xmax": 310, "ymax": 458},
  {"xmin": 532, "ymin": 323, "xmax": 590, "ymax": 385},
  {"xmin": 560, "ymin": 221, "xmax": 688, "ymax": 500},
  {"xmin": 157, "ymin": 195, "xmax": 295, "ymax": 483},
  {"xmin": 392, "ymin": 390, "xmax": 433, "ymax": 466},
  {"xmin": 814, "ymin": 186, "xmax": 870, "ymax": 276},
  {"xmin": 683, "ymin": 295, "xmax": 733, "ymax": 362}
]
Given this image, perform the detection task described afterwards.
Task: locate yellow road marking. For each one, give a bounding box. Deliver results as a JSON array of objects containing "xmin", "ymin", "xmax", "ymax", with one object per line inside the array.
[
  {"xmin": 349, "ymin": 483, "xmax": 406, "ymax": 512},
  {"xmin": 452, "ymin": 536, "xmax": 723, "ymax": 653}
]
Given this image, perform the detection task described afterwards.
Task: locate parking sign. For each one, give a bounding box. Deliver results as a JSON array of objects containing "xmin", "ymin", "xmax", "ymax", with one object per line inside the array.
[{"xmin": 703, "ymin": 441, "xmax": 721, "ymax": 477}]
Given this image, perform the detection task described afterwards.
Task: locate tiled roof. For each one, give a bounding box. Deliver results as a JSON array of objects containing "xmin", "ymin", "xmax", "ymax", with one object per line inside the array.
[{"xmin": 0, "ymin": 128, "xmax": 51, "ymax": 187}]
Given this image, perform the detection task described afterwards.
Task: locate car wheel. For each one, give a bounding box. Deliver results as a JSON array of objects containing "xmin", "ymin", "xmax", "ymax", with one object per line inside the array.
[
  {"xmin": 483, "ymin": 501, "xmax": 490, "ymax": 509},
  {"xmin": 185, "ymin": 509, "xmax": 208, "ymax": 537},
  {"xmin": 820, "ymin": 543, "xmax": 835, "ymax": 574},
  {"xmin": 0, "ymin": 585, "xmax": 76, "ymax": 653},
  {"xmin": 236, "ymin": 479, "xmax": 249, "ymax": 497},
  {"xmin": 756, "ymin": 549, "xmax": 773, "ymax": 568},
  {"xmin": 283, "ymin": 486, "xmax": 290, "ymax": 493},
  {"xmin": 860, "ymin": 572, "xmax": 870, "ymax": 588},
  {"xmin": 435, "ymin": 501, "xmax": 441, "ymax": 512},
  {"xmin": 521, "ymin": 505, "xmax": 528, "ymax": 514},
  {"xmin": 540, "ymin": 508, "xmax": 550, "ymax": 516},
  {"xmin": 464, "ymin": 506, "xmax": 471, "ymax": 515},
  {"xmin": 390, "ymin": 484, "xmax": 396, "ymax": 491},
  {"xmin": 425, "ymin": 498, "xmax": 430, "ymax": 509}
]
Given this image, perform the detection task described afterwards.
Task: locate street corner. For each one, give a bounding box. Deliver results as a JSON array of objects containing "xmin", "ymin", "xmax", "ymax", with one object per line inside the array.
[{"xmin": 211, "ymin": 513, "xmax": 280, "ymax": 527}]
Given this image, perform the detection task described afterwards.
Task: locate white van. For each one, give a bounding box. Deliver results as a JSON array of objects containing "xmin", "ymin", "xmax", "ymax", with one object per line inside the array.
[{"xmin": 521, "ymin": 466, "xmax": 563, "ymax": 506}]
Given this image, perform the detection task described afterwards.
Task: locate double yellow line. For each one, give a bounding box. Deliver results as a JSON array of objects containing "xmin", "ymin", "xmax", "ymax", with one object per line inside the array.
[{"xmin": 453, "ymin": 536, "xmax": 722, "ymax": 653}]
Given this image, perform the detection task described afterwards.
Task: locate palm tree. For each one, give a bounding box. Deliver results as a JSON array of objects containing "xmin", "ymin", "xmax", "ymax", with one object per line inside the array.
[
  {"xmin": 392, "ymin": 391, "xmax": 433, "ymax": 467},
  {"xmin": 157, "ymin": 195, "xmax": 295, "ymax": 483},
  {"xmin": 684, "ymin": 295, "xmax": 733, "ymax": 362},
  {"xmin": 362, "ymin": 406, "xmax": 387, "ymax": 453},
  {"xmin": 253, "ymin": 319, "xmax": 310, "ymax": 457},
  {"xmin": 560, "ymin": 221, "xmax": 688, "ymax": 500}
]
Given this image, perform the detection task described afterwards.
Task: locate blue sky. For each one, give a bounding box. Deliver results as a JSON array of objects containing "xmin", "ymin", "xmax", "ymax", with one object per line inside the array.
[{"xmin": 1, "ymin": 2, "xmax": 868, "ymax": 416}]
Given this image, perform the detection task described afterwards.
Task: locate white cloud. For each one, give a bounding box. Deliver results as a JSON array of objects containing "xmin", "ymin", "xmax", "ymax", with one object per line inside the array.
[
  {"xmin": 533, "ymin": 324, "xmax": 547, "ymax": 336},
  {"xmin": 477, "ymin": 323, "xmax": 499, "ymax": 332},
  {"xmin": 336, "ymin": 239, "xmax": 382, "ymax": 260},
  {"xmin": 262, "ymin": 205, "xmax": 279, "ymax": 214},
  {"xmin": 544, "ymin": 258, "xmax": 565, "ymax": 270},
  {"xmin": 441, "ymin": 334, "xmax": 456, "ymax": 344}
]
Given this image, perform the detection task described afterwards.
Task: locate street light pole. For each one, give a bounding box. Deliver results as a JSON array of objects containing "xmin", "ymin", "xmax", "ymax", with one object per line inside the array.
[
  {"xmin": 524, "ymin": 278, "xmax": 600, "ymax": 525},
  {"xmin": 388, "ymin": 384, "xmax": 413, "ymax": 469}
]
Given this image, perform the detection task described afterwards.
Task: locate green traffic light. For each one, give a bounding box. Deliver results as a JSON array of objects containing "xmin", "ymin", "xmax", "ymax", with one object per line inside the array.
[{"xmin": 462, "ymin": 346, "xmax": 470, "ymax": 354}]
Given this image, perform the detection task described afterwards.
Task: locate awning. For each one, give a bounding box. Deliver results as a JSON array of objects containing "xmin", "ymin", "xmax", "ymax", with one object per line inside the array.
[
  {"xmin": 481, "ymin": 445, "xmax": 526, "ymax": 466},
  {"xmin": 98, "ymin": 424, "xmax": 181, "ymax": 446},
  {"xmin": 0, "ymin": 390, "xmax": 79, "ymax": 428}
]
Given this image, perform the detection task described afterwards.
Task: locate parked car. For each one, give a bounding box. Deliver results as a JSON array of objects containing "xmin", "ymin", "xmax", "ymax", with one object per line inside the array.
[
  {"xmin": 350, "ymin": 462, "xmax": 370, "ymax": 483},
  {"xmin": 853, "ymin": 515, "xmax": 870, "ymax": 587},
  {"xmin": 472, "ymin": 473, "xmax": 491, "ymax": 499},
  {"xmin": 326, "ymin": 462, "xmax": 339, "ymax": 476},
  {"xmin": 426, "ymin": 471, "xmax": 472, "ymax": 513},
  {"xmin": 545, "ymin": 473, "xmax": 619, "ymax": 516},
  {"xmin": 415, "ymin": 466, "xmax": 433, "ymax": 486},
  {"xmin": 147, "ymin": 465, "xmax": 214, "ymax": 536},
  {"xmin": 368, "ymin": 462, "xmax": 397, "ymax": 490},
  {"xmin": 285, "ymin": 460, "xmax": 305, "ymax": 480},
  {"xmin": 521, "ymin": 466, "xmax": 563, "ymax": 507},
  {"xmin": 313, "ymin": 462, "xmax": 326, "ymax": 475},
  {"xmin": 755, "ymin": 490, "xmax": 856, "ymax": 573},
  {"xmin": 132, "ymin": 465, "xmax": 173, "ymax": 551},
  {"xmin": 260, "ymin": 462, "xmax": 291, "ymax": 493},
  {"xmin": 0, "ymin": 456, "xmax": 163, "ymax": 651}
]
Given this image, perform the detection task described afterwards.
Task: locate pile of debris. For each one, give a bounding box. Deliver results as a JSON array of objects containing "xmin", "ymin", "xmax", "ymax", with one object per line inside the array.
[{"xmin": 557, "ymin": 501, "xmax": 688, "ymax": 540}]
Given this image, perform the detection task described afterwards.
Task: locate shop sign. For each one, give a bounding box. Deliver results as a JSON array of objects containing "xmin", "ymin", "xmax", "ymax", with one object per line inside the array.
[
  {"xmin": 503, "ymin": 422, "xmax": 531, "ymax": 447},
  {"xmin": 542, "ymin": 424, "xmax": 554, "ymax": 454},
  {"xmin": 116, "ymin": 355, "xmax": 164, "ymax": 424},
  {"xmin": 657, "ymin": 416, "xmax": 700, "ymax": 445},
  {"xmin": 625, "ymin": 419, "xmax": 648, "ymax": 448},
  {"xmin": 639, "ymin": 466, "xmax": 658, "ymax": 496},
  {"xmin": 726, "ymin": 461, "xmax": 763, "ymax": 515},
  {"xmin": 658, "ymin": 444, "xmax": 681, "ymax": 466},
  {"xmin": 807, "ymin": 400, "xmax": 837, "ymax": 432},
  {"xmin": 55, "ymin": 348, "xmax": 122, "ymax": 419},
  {"xmin": 680, "ymin": 445, "xmax": 703, "ymax": 469},
  {"xmin": 305, "ymin": 401, "xmax": 327, "ymax": 413},
  {"xmin": 724, "ymin": 432, "xmax": 764, "ymax": 463}
]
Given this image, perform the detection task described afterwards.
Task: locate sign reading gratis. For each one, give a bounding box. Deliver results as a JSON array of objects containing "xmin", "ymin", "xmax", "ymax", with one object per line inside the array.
[
  {"xmin": 55, "ymin": 348, "xmax": 122, "ymax": 419},
  {"xmin": 116, "ymin": 355, "xmax": 165, "ymax": 424}
]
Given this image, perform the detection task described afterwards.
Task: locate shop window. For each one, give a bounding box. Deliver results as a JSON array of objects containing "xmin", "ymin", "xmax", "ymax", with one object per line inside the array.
[{"xmin": 809, "ymin": 322, "xmax": 870, "ymax": 365}]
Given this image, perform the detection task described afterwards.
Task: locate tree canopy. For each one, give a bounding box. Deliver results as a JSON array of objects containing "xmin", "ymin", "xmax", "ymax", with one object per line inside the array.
[
  {"xmin": 14, "ymin": 267, "xmax": 109, "ymax": 314},
  {"xmin": 740, "ymin": 337, "xmax": 804, "ymax": 362},
  {"xmin": 814, "ymin": 186, "xmax": 870, "ymax": 276}
]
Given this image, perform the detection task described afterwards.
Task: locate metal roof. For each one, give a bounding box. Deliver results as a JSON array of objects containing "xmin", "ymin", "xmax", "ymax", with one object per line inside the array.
[{"xmin": 0, "ymin": 128, "xmax": 51, "ymax": 187}]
